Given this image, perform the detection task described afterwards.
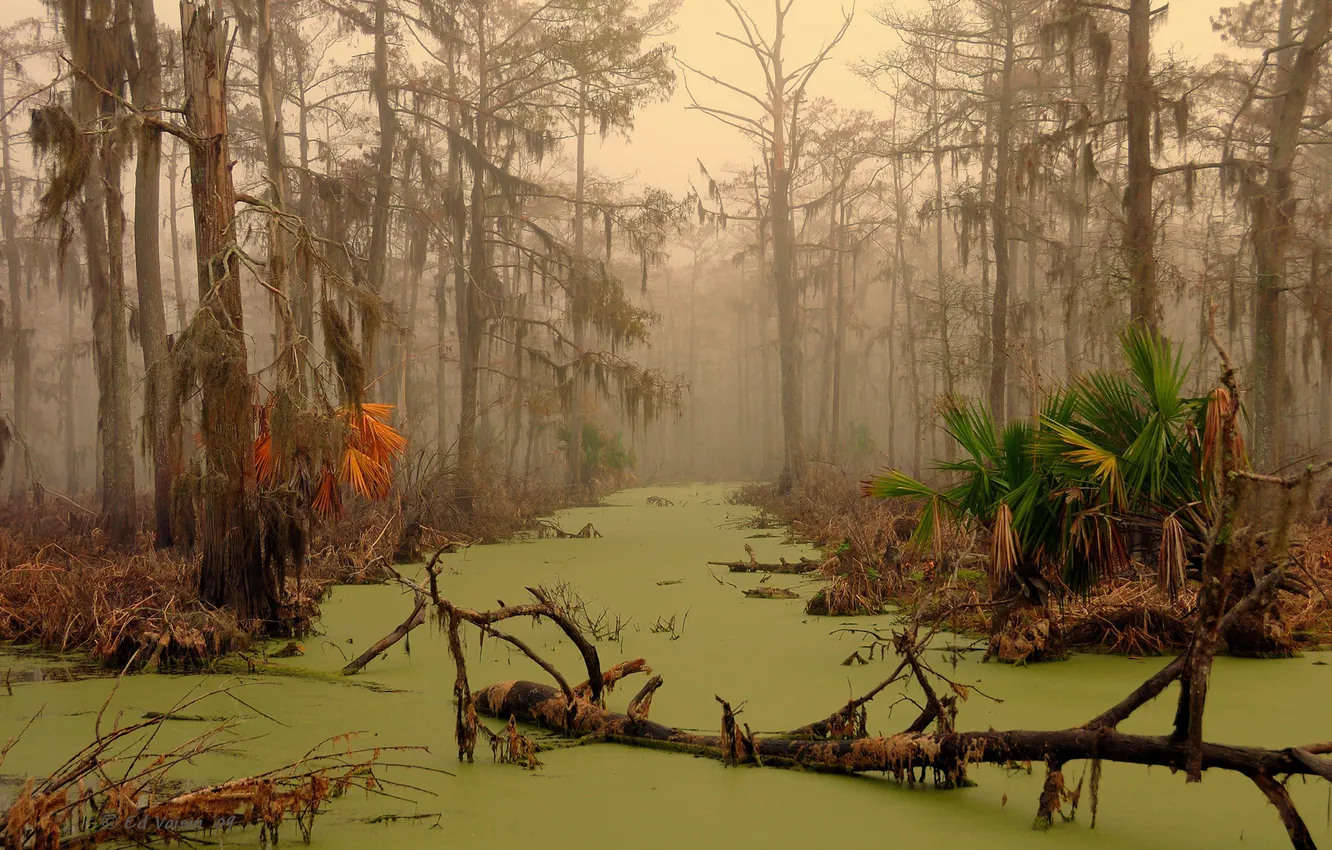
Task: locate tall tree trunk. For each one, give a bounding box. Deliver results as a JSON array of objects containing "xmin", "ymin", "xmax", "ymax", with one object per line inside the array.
[
  {"xmin": 829, "ymin": 203, "xmax": 849, "ymax": 463},
  {"xmin": 435, "ymin": 227, "xmax": 449, "ymax": 451},
  {"xmin": 1251, "ymin": 0, "xmax": 1331, "ymax": 472},
  {"xmin": 771, "ymin": 7, "xmax": 805, "ymax": 493},
  {"xmin": 816, "ymin": 187, "xmax": 838, "ymax": 454},
  {"xmin": 168, "ymin": 138, "xmax": 187, "ymax": 331},
  {"xmin": 979, "ymin": 107, "xmax": 992, "ymax": 376},
  {"xmin": 130, "ymin": 0, "xmax": 172, "ymax": 545},
  {"xmin": 183, "ymin": 0, "xmax": 276, "ymax": 623},
  {"xmin": 66, "ymin": 0, "xmax": 137, "ymax": 541},
  {"xmin": 568, "ymin": 83, "xmax": 588, "ymax": 493},
  {"xmin": 64, "ymin": 263, "xmax": 81, "ymax": 494},
  {"xmin": 0, "ymin": 63, "xmax": 29, "ymax": 500},
  {"xmin": 294, "ymin": 66, "xmax": 314, "ymax": 349},
  {"xmin": 988, "ymin": 6, "xmax": 1015, "ymax": 423},
  {"xmin": 1025, "ymin": 164, "xmax": 1038, "ymax": 420},
  {"xmin": 256, "ymin": 0, "xmax": 296, "ymax": 376},
  {"xmin": 456, "ymin": 0, "xmax": 489, "ymax": 512},
  {"xmin": 365, "ymin": 0, "xmax": 395, "ymax": 393},
  {"xmin": 1125, "ymin": 0, "xmax": 1156, "ymax": 328}
]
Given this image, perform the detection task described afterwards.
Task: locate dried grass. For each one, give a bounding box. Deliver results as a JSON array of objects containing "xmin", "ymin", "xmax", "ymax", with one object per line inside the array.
[
  {"xmin": 0, "ymin": 514, "xmax": 251, "ymax": 669},
  {"xmin": 0, "ymin": 684, "xmax": 420, "ymax": 849}
]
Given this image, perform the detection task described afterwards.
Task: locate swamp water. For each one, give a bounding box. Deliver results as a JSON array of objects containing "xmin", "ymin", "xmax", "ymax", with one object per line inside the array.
[{"xmin": 3, "ymin": 484, "xmax": 1330, "ymax": 849}]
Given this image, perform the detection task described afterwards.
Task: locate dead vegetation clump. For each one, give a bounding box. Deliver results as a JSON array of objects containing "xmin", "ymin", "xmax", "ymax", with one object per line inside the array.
[
  {"xmin": 0, "ymin": 684, "xmax": 423, "ymax": 849},
  {"xmin": 0, "ymin": 520, "xmax": 252, "ymax": 670},
  {"xmin": 739, "ymin": 467, "xmax": 1332, "ymax": 656}
]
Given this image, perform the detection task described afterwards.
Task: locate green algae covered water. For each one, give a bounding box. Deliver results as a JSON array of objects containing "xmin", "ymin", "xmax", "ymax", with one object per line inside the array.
[{"xmin": 3, "ymin": 485, "xmax": 1330, "ymax": 849}]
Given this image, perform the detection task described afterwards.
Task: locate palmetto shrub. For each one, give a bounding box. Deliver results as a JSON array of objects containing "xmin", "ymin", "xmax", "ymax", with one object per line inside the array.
[{"xmin": 863, "ymin": 326, "xmax": 1239, "ymax": 599}]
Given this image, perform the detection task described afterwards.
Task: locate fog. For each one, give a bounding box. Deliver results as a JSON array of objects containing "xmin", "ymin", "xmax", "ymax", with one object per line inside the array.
[{"xmin": 0, "ymin": 0, "xmax": 1327, "ymax": 528}]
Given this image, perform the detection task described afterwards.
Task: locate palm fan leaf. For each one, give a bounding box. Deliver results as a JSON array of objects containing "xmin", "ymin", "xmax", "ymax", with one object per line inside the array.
[
  {"xmin": 312, "ymin": 466, "xmax": 343, "ymax": 519},
  {"xmin": 254, "ymin": 431, "xmax": 278, "ymax": 485}
]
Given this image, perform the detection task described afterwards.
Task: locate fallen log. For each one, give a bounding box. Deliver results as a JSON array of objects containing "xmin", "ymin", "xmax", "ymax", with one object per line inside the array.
[
  {"xmin": 710, "ymin": 544, "xmax": 820, "ymax": 574},
  {"xmin": 715, "ymin": 558, "xmax": 820, "ymax": 574},
  {"xmin": 473, "ymin": 677, "xmax": 1332, "ymax": 786}
]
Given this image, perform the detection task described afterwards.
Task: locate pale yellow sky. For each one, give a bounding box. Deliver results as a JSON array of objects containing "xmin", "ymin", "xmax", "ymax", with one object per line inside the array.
[
  {"xmin": 595, "ymin": 0, "xmax": 1230, "ymax": 193},
  {"xmin": 2, "ymin": 0, "xmax": 1232, "ymax": 194}
]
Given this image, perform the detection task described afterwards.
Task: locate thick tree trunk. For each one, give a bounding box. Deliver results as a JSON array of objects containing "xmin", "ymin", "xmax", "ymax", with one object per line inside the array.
[
  {"xmin": 65, "ymin": 0, "xmax": 137, "ymax": 542},
  {"xmin": 130, "ymin": 0, "xmax": 173, "ymax": 546},
  {"xmin": 1251, "ymin": 0, "xmax": 1331, "ymax": 472},
  {"xmin": 1125, "ymin": 0, "xmax": 1156, "ymax": 328},
  {"xmin": 183, "ymin": 0, "xmax": 277, "ymax": 623},
  {"xmin": 294, "ymin": 70, "xmax": 314, "ymax": 350},
  {"xmin": 0, "ymin": 63, "xmax": 29, "ymax": 501}
]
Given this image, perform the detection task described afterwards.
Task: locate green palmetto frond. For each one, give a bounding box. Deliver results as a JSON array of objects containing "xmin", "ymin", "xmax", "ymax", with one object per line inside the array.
[
  {"xmin": 1040, "ymin": 417, "xmax": 1127, "ymax": 510},
  {"xmin": 860, "ymin": 470, "xmax": 954, "ymax": 557}
]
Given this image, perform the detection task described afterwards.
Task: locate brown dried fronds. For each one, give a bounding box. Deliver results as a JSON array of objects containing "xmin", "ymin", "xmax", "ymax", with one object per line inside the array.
[
  {"xmin": 0, "ymin": 690, "xmax": 424, "ymax": 849},
  {"xmin": 0, "ymin": 518, "xmax": 250, "ymax": 668}
]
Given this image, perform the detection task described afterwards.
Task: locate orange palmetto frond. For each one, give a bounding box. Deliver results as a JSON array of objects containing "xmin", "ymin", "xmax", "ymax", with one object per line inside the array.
[
  {"xmin": 357, "ymin": 414, "xmax": 408, "ymax": 464},
  {"xmin": 340, "ymin": 446, "xmax": 393, "ymax": 500},
  {"xmin": 251, "ymin": 402, "xmax": 406, "ymax": 513},
  {"xmin": 336, "ymin": 404, "xmax": 405, "ymax": 501},
  {"xmin": 254, "ymin": 431, "xmax": 277, "ymax": 485},
  {"xmin": 312, "ymin": 466, "xmax": 343, "ymax": 519}
]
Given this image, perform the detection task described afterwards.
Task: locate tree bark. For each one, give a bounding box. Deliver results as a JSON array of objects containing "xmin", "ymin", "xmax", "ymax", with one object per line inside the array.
[
  {"xmin": 455, "ymin": 0, "xmax": 491, "ymax": 513},
  {"xmin": 255, "ymin": 0, "xmax": 296, "ymax": 373},
  {"xmin": 64, "ymin": 0, "xmax": 137, "ymax": 542},
  {"xmin": 130, "ymin": 0, "xmax": 172, "ymax": 546},
  {"xmin": 770, "ymin": 6, "xmax": 804, "ymax": 492},
  {"xmin": 1125, "ymin": 0, "xmax": 1156, "ymax": 328},
  {"xmin": 988, "ymin": 6, "xmax": 1014, "ymax": 424},
  {"xmin": 0, "ymin": 62, "xmax": 29, "ymax": 501},
  {"xmin": 183, "ymin": 0, "xmax": 277, "ymax": 623},
  {"xmin": 568, "ymin": 83, "xmax": 588, "ymax": 494},
  {"xmin": 364, "ymin": 0, "xmax": 396, "ymax": 393},
  {"xmin": 1251, "ymin": 0, "xmax": 1331, "ymax": 472}
]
